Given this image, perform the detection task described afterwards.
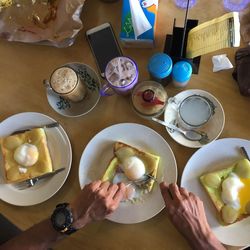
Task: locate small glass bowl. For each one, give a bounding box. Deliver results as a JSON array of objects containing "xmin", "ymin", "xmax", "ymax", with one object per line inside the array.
[{"xmin": 131, "ymin": 81, "xmax": 168, "ymax": 119}]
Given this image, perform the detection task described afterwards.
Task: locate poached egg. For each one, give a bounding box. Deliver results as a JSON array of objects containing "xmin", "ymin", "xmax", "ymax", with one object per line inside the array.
[
  {"xmin": 221, "ymin": 172, "xmax": 250, "ymax": 214},
  {"xmin": 14, "ymin": 143, "xmax": 39, "ymax": 167},
  {"xmin": 121, "ymin": 156, "xmax": 145, "ymax": 181}
]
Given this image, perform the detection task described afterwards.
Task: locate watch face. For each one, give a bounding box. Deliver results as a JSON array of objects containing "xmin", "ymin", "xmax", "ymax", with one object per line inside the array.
[
  {"xmin": 51, "ymin": 205, "xmax": 73, "ymax": 231},
  {"xmin": 56, "ymin": 211, "xmax": 67, "ymax": 226}
]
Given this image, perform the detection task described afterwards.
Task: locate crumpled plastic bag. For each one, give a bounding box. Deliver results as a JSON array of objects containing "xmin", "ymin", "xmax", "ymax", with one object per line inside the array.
[{"xmin": 0, "ymin": 0, "xmax": 86, "ymax": 47}]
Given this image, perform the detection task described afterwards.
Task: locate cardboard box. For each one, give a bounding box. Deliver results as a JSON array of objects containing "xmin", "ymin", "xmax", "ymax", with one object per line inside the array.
[{"xmin": 120, "ymin": 0, "xmax": 158, "ymax": 48}]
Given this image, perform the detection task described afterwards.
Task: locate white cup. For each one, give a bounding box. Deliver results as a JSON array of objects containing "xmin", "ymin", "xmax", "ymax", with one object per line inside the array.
[{"xmin": 168, "ymin": 94, "xmax": 216, "ymax": 130}]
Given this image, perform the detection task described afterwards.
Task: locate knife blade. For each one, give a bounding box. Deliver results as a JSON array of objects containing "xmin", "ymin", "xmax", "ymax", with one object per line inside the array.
[
  {"xmin": 31, "ymin": 167, "xmax": 66, "ymax": 182},
  {"xmin": 11, "ymin": 122, "xmax": 60, "ymax": 135},
  {"xmin": 14, "ymin": 168, "xmax": 66, "ymax": 189}
]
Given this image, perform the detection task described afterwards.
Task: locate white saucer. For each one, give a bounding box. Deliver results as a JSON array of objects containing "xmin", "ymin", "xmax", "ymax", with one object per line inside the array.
[
  {"xmin": 46, "ymin": 63, "xmax": 101, "ymax": 118},
  {"xmin": 164, "ymin": 89, "xmax": 225, "ymax": 148}
]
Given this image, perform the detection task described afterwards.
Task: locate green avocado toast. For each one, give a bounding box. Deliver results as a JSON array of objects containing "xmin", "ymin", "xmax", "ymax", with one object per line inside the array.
[{"xmin": 200, "ymin": 158, "xmax": 250, "ymax": 225}]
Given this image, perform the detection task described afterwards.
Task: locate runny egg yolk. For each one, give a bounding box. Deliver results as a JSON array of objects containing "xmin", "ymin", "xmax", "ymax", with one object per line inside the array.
[{"xmin": 238, "ymin": 178, "xmax": 250, "ymax": 214}]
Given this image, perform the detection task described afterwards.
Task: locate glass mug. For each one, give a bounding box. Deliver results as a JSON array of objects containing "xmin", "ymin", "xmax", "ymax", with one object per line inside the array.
[
  {"xmin": 44, "ymin": 66, "xmax": 87, "ymax": 102},
  {"xmin": 100, "ymin": 56, "xmax": 139, "ymax": 96},
  {"xmin": 168, "ymin": 95, "xmax": 216, "ymax": 130}
]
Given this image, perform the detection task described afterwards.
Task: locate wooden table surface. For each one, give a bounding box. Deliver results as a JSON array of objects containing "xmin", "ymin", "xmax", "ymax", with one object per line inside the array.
[{"xmin": 0, "ymin": 0, "xmax": 249, "ymax": 249}]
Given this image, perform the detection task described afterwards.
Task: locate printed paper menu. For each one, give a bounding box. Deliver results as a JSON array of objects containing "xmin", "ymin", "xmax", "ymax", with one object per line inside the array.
[{"xmin": 186, "ymin": 12, "xmax": 240, "ymax": 58}]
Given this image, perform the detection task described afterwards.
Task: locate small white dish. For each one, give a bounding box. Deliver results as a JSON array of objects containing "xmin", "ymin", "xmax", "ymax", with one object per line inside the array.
[
  {"xmin": 0, "ymin": 112, "xmax": 72, "ymax": 206},
  {"xmin": 181, "ymin": 138, "xmax": 250, "ymax": 247},
  {"xmin": 78, "ymin": 123, "xmax": 177, "ymax": 224},
  {"xmin": 46, "ymin": 63, "xmax": 101, "ymax": 118},
  {"xmin": 164, "ymin": 89, "xmax": 225, "ymax": 148}
]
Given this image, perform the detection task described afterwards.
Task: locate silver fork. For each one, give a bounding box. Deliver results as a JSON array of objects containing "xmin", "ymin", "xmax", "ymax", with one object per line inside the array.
[
  {"xmin": 14, "ymin": 167, "xmax": 65, "ymax": 190},
  {"xmin": 133, "ymin": 174, "xmax": 158, "ymax": 186}
]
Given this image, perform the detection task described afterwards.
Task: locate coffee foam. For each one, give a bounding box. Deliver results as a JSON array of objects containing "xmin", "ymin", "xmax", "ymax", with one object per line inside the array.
[{"xmin": 50, "ymin": 67, "xmax": 78, "ymax": 94}]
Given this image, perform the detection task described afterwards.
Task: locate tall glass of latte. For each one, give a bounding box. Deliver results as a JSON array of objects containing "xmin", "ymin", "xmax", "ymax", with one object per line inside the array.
[{"xmin": 49, "ymin": 66, "xmax": 86, "ymax": 102}]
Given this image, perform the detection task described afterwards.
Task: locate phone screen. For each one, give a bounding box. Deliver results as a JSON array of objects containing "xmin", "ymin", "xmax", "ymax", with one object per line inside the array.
[{"xmin": 87, "ymin": 25, "xmax": 122, "ymax": 76}]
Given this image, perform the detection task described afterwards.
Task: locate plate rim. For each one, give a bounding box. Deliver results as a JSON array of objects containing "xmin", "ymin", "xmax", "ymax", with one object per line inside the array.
[
  {"xmin": 180, "ymin": 138, "xmax": 250, "ymax": 247},
  {"xmin": 78, "ymin": 122, "xmax": 178, "ymax": 224},
  {"xmin": 0, "ymin": 112, "xmax": 72, "ymax": 206},
  {"xmin": 46, "ymin": 62, "xmax": 101, "ymax": 118},
  {"xmin": 164, "ymin": 89, "xmax": 225, "ymax": 148}
]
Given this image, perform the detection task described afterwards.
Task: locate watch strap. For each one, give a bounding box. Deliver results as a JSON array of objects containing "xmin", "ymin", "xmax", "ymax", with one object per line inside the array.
[{"xmin": 61, "ymin": 225, "xmax": 78, "ymax": 235}]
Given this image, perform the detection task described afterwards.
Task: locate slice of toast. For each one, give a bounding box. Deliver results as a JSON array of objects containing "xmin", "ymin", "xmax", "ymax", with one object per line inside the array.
[
  {"xmin": 0, "ymin": 128, "xmax": 53, "ymax": 183},
  {"xmin": 102, "ymin": 141, "xmax": 160, "ymax": 192},
  {"xmin": 200, "ymin": 159, "xmax": 250, "ymax": 225}
]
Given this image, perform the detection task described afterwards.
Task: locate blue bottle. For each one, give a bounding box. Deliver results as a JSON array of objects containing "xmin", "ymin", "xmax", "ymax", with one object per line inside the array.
[
  {"xmin": 172, "ymin": 61, "xmax": 192, "ymax": 88},
  {"xmin": 147, "ymin": 53, "xmax": 173, "ymax": 87}
]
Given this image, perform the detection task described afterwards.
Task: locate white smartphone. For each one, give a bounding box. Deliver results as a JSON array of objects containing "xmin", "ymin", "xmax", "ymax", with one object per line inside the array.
[{"xmin": 86, "ymin": 23, "xmax": 123, "ymax": 78}]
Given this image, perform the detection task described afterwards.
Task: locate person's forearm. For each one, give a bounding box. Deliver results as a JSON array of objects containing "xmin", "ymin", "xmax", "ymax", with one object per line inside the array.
[
  {"xmin": 189, "ymin": 230, "xmax": 226, "ymax": 250},
  {"xmin": 185, "ymin": 217, "xmax": 226, "ymax": 250},
  {"xmin": 0, "ymin": 219, "xmax": 65, "ymax": 250}
]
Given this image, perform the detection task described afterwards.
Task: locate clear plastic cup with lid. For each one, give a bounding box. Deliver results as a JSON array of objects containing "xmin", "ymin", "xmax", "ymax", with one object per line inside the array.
[
  {"xmin": 147, "ymin": 53, "xmax": 173, "ymax": 86},
  {"xmin": 131, "ymin": 81, "xmax": 168, "ymax": 119},
  {"xmin": 172, "ymin": 61, "xmax": 192, "ymax": 88},
  {"xmin": 102, "ymin": 56, "xmax": 139, "ymax": 96}
]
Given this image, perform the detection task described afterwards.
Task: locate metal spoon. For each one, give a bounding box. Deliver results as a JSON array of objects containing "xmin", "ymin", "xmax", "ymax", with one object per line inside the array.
[{"xmin": 152, "ymin": 117, "xmax": 208, "ymax": 142}]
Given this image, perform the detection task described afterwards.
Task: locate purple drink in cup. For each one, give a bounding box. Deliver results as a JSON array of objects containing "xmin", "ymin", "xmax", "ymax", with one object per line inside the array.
[{"xmin": 103, "ymin": 56, "xmax": 139, "ymax": 95}]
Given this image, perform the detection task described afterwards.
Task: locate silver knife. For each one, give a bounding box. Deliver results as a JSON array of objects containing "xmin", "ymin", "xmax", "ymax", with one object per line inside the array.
[
  {"xmin": 11, "ymin": 122, "xmax": 60, "ymax": 135},
  {"xmin": 30, "ymin": 167, "xmax": 66, "ymax": 182},
  {"xmin": 15, "ymin": 167, "xmax": 66, "ymax": 189}
]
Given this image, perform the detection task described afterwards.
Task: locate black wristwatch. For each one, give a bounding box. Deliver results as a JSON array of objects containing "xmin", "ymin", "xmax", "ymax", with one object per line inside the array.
[{"xmin": 51, "ymin": 203, "xmax": 77, "ymax": 235}]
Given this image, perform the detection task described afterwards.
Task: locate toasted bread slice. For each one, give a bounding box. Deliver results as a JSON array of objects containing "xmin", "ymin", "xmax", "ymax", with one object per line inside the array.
[
  {"xmin": 0, "ymin": 128, "xmax": 53, "ymax": 183},
  {"xmin": 200, "ymin": 159, "xmax": 250, "ymax": 225},
  {"xmin": 102, "ymin": 141, "xmax": 160, "ymax": 192}
]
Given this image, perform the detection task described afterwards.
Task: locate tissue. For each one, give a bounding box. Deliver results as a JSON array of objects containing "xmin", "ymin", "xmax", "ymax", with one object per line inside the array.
[
  {"xmin": 129, "ymin": 0, "xmax": 152, "ymax": 39},
  {"xmin": 212, "ymin": 54, "xmax": 233, "ymax": 72}
]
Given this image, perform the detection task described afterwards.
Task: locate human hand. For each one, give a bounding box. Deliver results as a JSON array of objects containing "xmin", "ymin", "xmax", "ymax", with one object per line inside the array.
[
  {"xmin": 160, "ymin": 182, "xmax": 225, "ymax": 250},
  {"xmin": 70, "ymin": 180, "xmax": 126, "ymax": 229}
]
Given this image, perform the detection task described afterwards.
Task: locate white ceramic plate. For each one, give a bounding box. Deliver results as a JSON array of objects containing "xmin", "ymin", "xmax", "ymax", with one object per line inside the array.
[
  {"xmin": 0, "ymin": 112, "xmax": 72, "ymax": 206},
  {"xmin": 164, "ymin": 89, "xmax": 225, "ymax": 148},
  {"xmin": 78, "ymin": 123, "xmax": 177, "ymax": 224},
  {"xmin": 46, "ymin": 63, "xmax": 101, "ymax": 118},
  {"xmin": 181, "ymin": 138, "xmax": 250, "ymax": 247}
]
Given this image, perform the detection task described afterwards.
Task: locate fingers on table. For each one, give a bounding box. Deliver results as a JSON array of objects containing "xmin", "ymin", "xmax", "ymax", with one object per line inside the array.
[
  {"xmin": 179, "ymin": 187, "xmax": 190, "ymax": 198},
  {"xmin": 160, "ymin": 182, "xmax": 172, "ymax": 204},
  {"xmin": 161, "ymin": 183, "xmax": 190, "ymax": 202},
  {"xmin": 169, "ymin": 183, "xmax": 182, "ymax": 201}
]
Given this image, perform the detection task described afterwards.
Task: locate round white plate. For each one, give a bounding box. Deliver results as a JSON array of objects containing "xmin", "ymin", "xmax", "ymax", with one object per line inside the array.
[
  {"xmin": 164, "ymin": 89, "xmax": 225, "ymax": 148},
  {"xmin": 0, "ymin": 112, "xmax": 72, "ymax": 206},
  {"xmin": 181, "ymin": 138, "xmax": 250, "ymax": 247},
  {"xmin": 78, "ymin": 123, "xmax": 177, "ymax": 224},
  {"xmin": 46, "ymin": 63, "xmax": 101, "ymax": 118}
]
